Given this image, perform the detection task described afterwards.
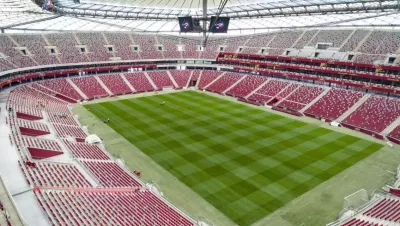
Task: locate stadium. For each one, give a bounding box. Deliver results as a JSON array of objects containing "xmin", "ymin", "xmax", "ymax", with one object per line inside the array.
[{"xmin": 1, "ymin": 0, "xmax": 400, "ymax": 225}]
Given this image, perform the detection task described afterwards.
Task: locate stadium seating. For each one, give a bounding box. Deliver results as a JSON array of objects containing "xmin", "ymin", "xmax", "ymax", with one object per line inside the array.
[
  {"xmin": 226, "ymin": 75, "xmax": 268, "ymax": 97},
  {"xmin": 308, "ymin": 30, "xmax": 352, "ymax": 48},
  {"xmin": 64, "ymin": 140, "xmax": 110, "ymax": 160},
  {"xmin": 343, "ymin": 96, "xmax": 400, "ymax": 132},
  {"xmin": 11, "ymin": 34, "xmax": 59, "ymax": 66},
  {"xmin": 75, "ymin": 33, "xmax": 112, "ymax": 62},
  {"xmin": 158, "ymin": 36, "xmax": 182, "ymax": 59},
  {"xmin": 0, "ymin": 58, "xmax": 16, "ymax": 72},
  {"xmin": 293, "ymin": 30, "xmax": 318, "ymax": 49},
  {"xmin": 13, "ymin": 118, "xmax": 50, "ymax": 136},
  {"xmin": 39, "ymin": 78, "xmax": 84, "ymax": 100},
  {"xmin": 80, "ymin": 160, "xmax": 142, "ymax": 187},
  {"xmin": 0, "ymin": 36, "xmax": 37, "ymax": 68},
  {"xmin": 131, "ymin": 34, "xmax": 163, "ymax": 59},
  {"xmin": 45, "ymin": 33, "xmax": 89, "ymax": 63},
  {"xmin": 34, "ymin": 188, "xmax": 194, "ymax": 226},
  {"xmin": 124, "ymin": 72, "xmax": 155, "ymax": 92},
  {"xmin": 53, "ymin": 124, "xmax": 87, "ymax": 139},
  {"xmin": 104, "ymin": 33, "xmax": 140, "ymax": 60},
  {"xmin": 71, "ymin": 76, "xmax": 109, "ymax": 98},
  {"xmin": 206, "ymin": 72, "xmax": 243, "ymax": 93},
  {"xmin": 305, "ymin": 89, "xmax": 364, "ymax": 120},
  {"xmin": 269, "ymin": 31, "xmax": 302, "ymax": 49},
  {"xmin": 198, "ymin": 70, "xmax": 221, "ymax": 89},
  {"xmin": 248, "ymin": 79, "xmax": 290, "ymax": 101},
  {"xmin": 170, "ymin": 70, "xmax": 191, "ymax": 88},
  {"xmin": 147, "ymin": 71, "xmax": 175, "ymax": 89},
  {"xmin": 388, "ymin": 126, "xmax": 400, "ymax": 141},
  {"xmin": 245, "ymin": 34, "xmax": 275, "ymax": 48},
  {"xmin": 48, "ymin": 112, "xmax": 79, "ymax": 127},
  {"xmin": 182, "ymin": 40, "xmax": 199, "ymax": 59},
  {"xmin": 355, "ymin": 54, "xmax": 386, "ymax": 64},
  {"xmin": 18, "ymin": 161, "xmax": 91, "ymax": 187},
  {"xmin": 279, "ymin": 85, "xmax": 325, "ymax": 110},
  {"xmin": 98, "ymin": 74, "xmax": 132, "ymax": 95},
  {"xmin": 339, "ymin": 30, "xmax": 369, "ymax": 52}
]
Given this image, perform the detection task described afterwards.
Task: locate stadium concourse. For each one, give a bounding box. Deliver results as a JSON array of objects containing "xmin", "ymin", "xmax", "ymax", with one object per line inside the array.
[{"xmin": 0, "ymin": 7, "xmax": 399, "ymax": 226}]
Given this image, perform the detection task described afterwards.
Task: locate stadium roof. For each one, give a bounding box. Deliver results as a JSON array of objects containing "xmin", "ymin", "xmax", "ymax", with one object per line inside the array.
[{"xmin": 1, "ymin": 0, "xmax": 400, "ymax": 34}]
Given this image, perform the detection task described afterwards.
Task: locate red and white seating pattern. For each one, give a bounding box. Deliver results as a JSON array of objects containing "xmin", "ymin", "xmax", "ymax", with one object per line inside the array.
[
  {"xmin": 249, "ymin": 80, "xmax": 290, "ymax": 101},
  {"xmin": 147, "ymin": 71, "xmax": 174, "ymax": 89},
  {"xmin": 358, "ymin": 31, "xmax": 400, "ymax": 55},
  {"xmin": 276, "ymin": 83, "xmax": 300, "ymax": 99},
  {"xmin": 132, "ymin": 35, "xmax": 163, "ymax": 59},
  {"xmin": 293, "ymin": 30, "xmax": 318, "ymax": 49},
  {"xmin": 17, "ymin": 136, "xmax": 62, "ymax": 152},
  {"xmin": 19, "ymin": 161, "xmax": 91, "ymax": 187},
  {"xmin": 198, "ymin": 71, "xmax": 221, "ymax": 89},
  {"xmin": 269, "ymin": 31, "xmax": 302, "ymax": 49},
  {"xmin": 76, "ymin": 33, "xmax": 112, "ymax": 62},
  {"xmin": 191, "ymin": 70, "xmax": 201, "ymax": 81},
  {"xmin": 182, "ymin": 42, "xmax": 198, "ymax": 59},
  {"xmin": 64, "ymin": 141, "xmax": 110, "ymax": 160},
  {"xmin": 80, "ymin": 160, "xmax": 142, "ymax": 188},
  {"xmin": 226, "ymin": 75, "xmax": 268, "ymax": 97},
  {"xmin": 14, "ymin": 118, "xmax": 50, "ymax": 133},
  {"xmin": 53, "ymin": 124, "xmax": 87, "ymax": 139},
  {"xmin": 169, "ymin": 70, "xmax": 191, "ymax": 88},
  {"xmin": 355, "ymin": 54, "xmax": 386, "ymax": 64},
  {"xmin": 71, "ymin": 76, "xmax": 109, "ymax": 98},
  {"xmin": 0, "ymin": 36, "xmax": 37, "ymax": 68},
  {"xmin": 35, "ymin": 189, "xmax": 194, "ymax": 226},
  {"xmin": 245, "ymin": 34, "xmax": 275, "ymax": 48},
  {"xmin": 343, "ymin": 96, "xmax": 400, "ymax": 132},
  {"xmin": 0, "ymin": 58, "xmax": 16, "ymax": 72},
  {"xmin": 98, "ymin": 74, "xmax": 132, "ymax": 95},
  {"xmin": 282, "ymin": 86, "xmax": 326, "ymax": 109},
  {"xmin": 305, "ymin": 89, "xmax": 364, "ymax": 120},
  {"xmin": 39, "ymin": 78, "xmax": 84, "ymax": 100},
  {"xmin": 124, "ymin": 73, "xmax": 154, "ymax": 92},
  {"xmin": 277, "ymin": 101, "xmax": 306, "ymax": 111},
  {"xmin": 340, "ymin": 218, "xmax": 381, "ymax": 226},
  {"xmin": 207, "ymin": 72, "xmax": 243, "ymax": 93},
  {"xmin": 48, "ymin": 112, "xmax": 79, "ymax": 127},
  {"xmin": 340, "ymin": 30, "xmax": 369, "ymax": 52},
  {"xmin": 45, "ymin": 33, "xmax": 88, "ymax": 63},
  {"xmin": 105, "ymin": 33, "xmax": 140, "ymax": 60},
  {"xmin": 158, "ymin": 37, "xmax": 181, "ymax": 59},
  {"xmin": 388, "ymin": 126, "xmax": 400, "ymax": 141},
  {"xmin": 11, "ymin": 34, "xmax": 59, "ymax": 66},
  {"xmin": 308, "ymin": 30, "xmax": 352, "ymax": 48}
]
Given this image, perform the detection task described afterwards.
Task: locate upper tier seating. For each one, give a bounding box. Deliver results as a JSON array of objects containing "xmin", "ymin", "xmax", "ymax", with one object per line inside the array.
[
  {"xmin": 226, "ymin": 75, "xmax": 268, "ymax": 97},
  {"xmin": 104, "ymin": 33, "xmax": 140, "ymax": 60},
  {"xmin": 223, "ymin": 38, "xmax": 247, "ymax": 53},
  {"xmin": 0, "ymin": 36, "xmax": 37, "ymax": 68},
  {"xmin": 14, "ymin": 118, "xmax": 50, "ymax": 133},
  {"xmin": 293, "ymin": 30, "xmax": 318, "ymax": 49},
  {"xmin": 45, "ymin": 33, "xmax": 89, "ymax": 64},
  {"xmin": 80, "ymin": 160, "xmax": 142, "ymax": 188},
  {"xmin": 343, "ymin": 96, "xmax": 400, "ymax": 132},
  {"xmin": 17, "ymin": 136, "xmax": 62, "ymax": 152},
  {"xmin": 305, "ymin": 89, "xmax": 364, "ymax": 120},
  {"xmin": 339, "ymin": 30, "xmax": 369, "ymax": 52},
  {"xmin": 158, "ymin": 37, "xmax": 182, "ymax": 59},
  {"xmin": 75, "ymin": 33, "xmax": 112, "ymax": 62},
  {"xmin": 198, "ymin": 70, "xmax": 221, "ymax": 89},
  {"xmin": 35, "ymin": 189, "xmax": 194, "ymax": 226},
  {"xmin": 355, "ymin": 54, "xmax": 386, "ymax": 64},
  {"xmin": 147, "ymin": 71, "xmax": 175, "ymax": 88},
  {"xmin": 19, "ymin": 161, "xmax": 91, "ymax": 187},
  {"xmin": 39, "ymin": 78, "xmax": 84, "ymax": 100},
  {"xmin": 0, "ymin": 58, "xmax": 16, "ymax": 72},
  {"xmin": 124, "ymin": 72, "xmax": 154, "ymax": 92},
  {"xmin": 358, "ymin": 31, "xmax": 400, "ymax": 54},
  {"xmin": 132, "ymin": 34, "xmax": 163, "ymax": 59},
  {"xmin": 64, "ymin": 140, "xmax": 110, "ymax": 160},
  {"xmin": 11, "ymin": 34, "xmax": 59, "ymax": 66},
  {"xmin": 53, "ymin": 124, "xmax": 87, "ymax": 139},
  {"xmin": 206, "ymin": 72, "xmax": 243, "ymax": 93},
  {"xmin": 182, "ymin": 40, "xmax": 199, "ymax": 59},
  {"xmin": 308, "ymin": 30, "xmax": 352, "ymax": 48},
  {"xmin": 245, "ymin": 34, "xmax": 275, "ymax": 47},
  {"xmin": 71, "ymin": 76, "xmax": 109, "ymax": 98},
  {"xmin": 170, "ymin": 70, "xmax": 191, "ymax": 88},
  {"xmin": 269, "ymin": 31, "xmax": 302, "ymax": 49},
  {"xmin": 98, "ymin": 74, "xmax": 132, "ymax": 95}
]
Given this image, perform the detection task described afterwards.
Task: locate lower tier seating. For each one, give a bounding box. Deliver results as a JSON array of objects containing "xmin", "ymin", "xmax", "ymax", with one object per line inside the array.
[
  {"xmin": 198, "ymin": 71, "xmax": 221, "ymax": 89},
  {"xmin": 18, "ymin": 161, "xmax": 91, "ymax": 187},
  {"xmin": 64, "ymin": 140, "xmax": 110, "ymax": 160},
  {"xmin": 226, "ymin": 75, "xmax": 268, "ymax": 97},
  {"xmin": 98, "ymin": 74, "xmax": 132, "ymax": 95},
  {"xmin": 34, "ymin": 188, "xmax": 194, "ymax": 226},
  {"xmin": 206, "ymin": 72, "xmax": 243, "ymax": 93},
  {"xmin": 170, "ymin": 70, "xmax": 191, "ymax": 88},
  {"xmin": 53, "ymin": 124, "xmax": 87, "ymax": 138},
  {"xmin": 80, "ymin": 160, "xmax": 142, "ymax": 188},
  {"xmin": 124, "ymin": 73, "xmax": 154, "ymax": 92}
]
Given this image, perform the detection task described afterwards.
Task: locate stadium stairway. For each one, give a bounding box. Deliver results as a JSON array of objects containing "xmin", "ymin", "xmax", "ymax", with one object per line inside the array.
[
  {"xmin": 120, "ymin": 74, "xmax": 137, "ymax": 93},
  {"xmin": 336, "ymin": 94, "xmax": 371, "ymax": 122},
  {"xmin": 94, "ymin": 76, "xmax": 113, "ymax": 96},
  {"xmin": 353, "ymin": 30, "xmax": 374, "ymax": 52},
  {"xmin": 382, "ymin": 116, "xmax": 400, "ymax": 137},
  {"xmin": 203, "ymin": 72, "xmax": 226, "ymax": 90},
  {"xmin": 195, "ymin": 71, "xmax": 203, "ymax": 89},
  {"xmin": 185, "ymin": 71, "xmax": 194, "ymax": 88},
  {"xmin": 223, "ymin": 75, "xmax": 247, "ymax": 94},
  {"xmin": 166, "ymin": 71, "xmax": 179, "ymax": 88},
  {"xmin": 66, "ymin": 78, "xmax": 88, "ymax": 100},
  {"xmin": 275, "ymin": 84, "xmax": 301, "ymax": 106},
  {"xmin": 144, "ymin": 72, "xmax": 158, "ymax": 90},
  {"xmin": 300, "ymin": 87, "xmax": 331, "ymax": 113},
  {"xmin": 244, "ymin": 79, "xmax": 271, "ymax": 99}
]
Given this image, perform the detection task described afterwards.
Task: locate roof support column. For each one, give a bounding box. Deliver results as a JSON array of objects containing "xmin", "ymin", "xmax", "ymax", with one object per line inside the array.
[{"xmin": 202, "ymin": 0, "xmax": 207, "ymax": 47}]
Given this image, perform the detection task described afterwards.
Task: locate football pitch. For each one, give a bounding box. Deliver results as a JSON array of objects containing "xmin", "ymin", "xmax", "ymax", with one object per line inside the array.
[{"xmin": 84, "ymin": 91, "xmax": 383, "ymax": 226}]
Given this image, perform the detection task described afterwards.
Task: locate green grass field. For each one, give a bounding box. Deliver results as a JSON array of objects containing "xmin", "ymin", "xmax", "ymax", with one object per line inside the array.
[{"xmin": 85, "ymin": 91, "xmax": 383, "ymax": 226}]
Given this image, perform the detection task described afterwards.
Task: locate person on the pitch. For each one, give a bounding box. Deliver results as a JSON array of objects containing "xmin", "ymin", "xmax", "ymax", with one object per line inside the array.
[{"xmin": 161, "ymin": 101, "xmax": 165, "ymax": 106}]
